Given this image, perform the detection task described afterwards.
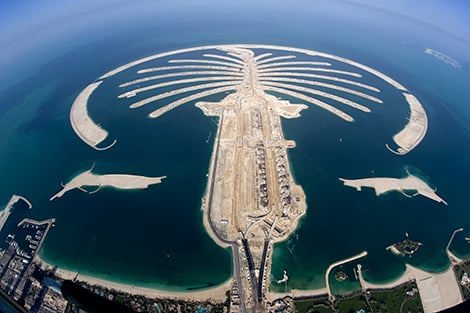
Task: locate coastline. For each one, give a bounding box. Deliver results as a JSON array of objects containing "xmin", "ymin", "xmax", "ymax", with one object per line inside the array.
[
  {"xmin": 31, "ymin": 44, "xmax": 468, "ymax": 305},
  {"xmin": 198, "ymin": 110, "xmax": 232, "ymax": 249},
  {"xmin": 36, "ymin": 255, "xmax": 232, "ymax": 302},
  {"xmin": 269, "ymin": 248, "xmax": 469, "ymax": 299},
  {"xmin": 36, "ymin": 245, "xmax": 467, "ymax": 304}
]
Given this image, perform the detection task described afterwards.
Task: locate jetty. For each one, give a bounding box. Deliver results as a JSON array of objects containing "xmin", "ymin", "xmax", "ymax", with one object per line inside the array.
[{"xmin": 0, "ymin": 195, "xmax": 32, "ymax": 232}]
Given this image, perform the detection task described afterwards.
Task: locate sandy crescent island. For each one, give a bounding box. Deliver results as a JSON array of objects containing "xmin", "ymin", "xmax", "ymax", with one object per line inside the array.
[
  {"xmin": 70, "ymin": 81, "xmax": 116, "ymax": 151},
  {"xmin": 386, "ymin": 93, "xmax": 428, "ymax": 155}
]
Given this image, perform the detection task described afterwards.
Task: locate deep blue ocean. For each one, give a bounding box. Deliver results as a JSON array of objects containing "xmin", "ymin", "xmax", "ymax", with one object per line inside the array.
[{"xmin": 0, "ymin": 1, "xmax": 469, "ymax": 293}]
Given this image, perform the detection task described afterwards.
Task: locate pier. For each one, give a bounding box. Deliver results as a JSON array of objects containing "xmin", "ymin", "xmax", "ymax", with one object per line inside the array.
[{"xmin": 0, "ymin": 195, "xmax": 32, "ymax": 233}]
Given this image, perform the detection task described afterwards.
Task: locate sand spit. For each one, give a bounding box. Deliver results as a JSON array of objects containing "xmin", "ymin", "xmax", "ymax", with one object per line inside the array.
[
  {"xmin": 257, "ymin": 55, "xmax": 296, "ymax": 65},
  {"xmin": 262, "ymin": 85, "xmax": 354, "ymax": 121},
  {"xmin": 129, "ymin": 81, "xmax": 240, "ymax": 109},
  {"xmin": 99, "ymin": 46, "xmax": 237, "ymax": 79},
  {"xmin": 97, "ymin": 44, "xmax": 406, "ymax": 92},
  {"xmin": 85, "ymin": 44, "xmax": 424, "ymax": 153},
  {"xmin": 203, "ymin": 53, "xmax": 245, "ymax": 65},
  {"xmin": 339, "ymin": 174, "xmax": 447, "ymax": 205},
  {"xmin": 386, "ymin": 93, "xmax": 428, "ymax": 155},
  {"xmin": 237, "ymin": 44, "xmax": 407, "ymax": 91},
  {"xmin": 0, "ymin": 195, "xmax": 32, "ymax": 232},
  {"xmin": 259, "ymin": 72, "xmax": 380, "ymax": 92},
  {"xmin": 50, "ymin": 167, "xmax": 165, "ymax": 201},
  {"xmin": 261, "ymin": 81, "xmax": 371, "ymax": 112},
  {"xmin": 118, "ymin": 76, "xmax": 243, "ymax": 99},
  {"xmin": 169, "ymin": 59, "xmax": 244, "ymax": 68},
  {"xmin": 119, "ymin": 71, "xmax": 244, "ymax": 88},
  {"xmin": 258, "ymin": 67, "xmax": 361, "ymax": 78},
  {"xmin": 259, "ymin": 77, "xmax": 382, "ymax": 103},
  {"xmin": 70, "ymin": 81, "xmax": 116, "ymax": 151},
  {"xmin": 138, "ymin": 65, "xmax": 242, "ymax": 74},
  {"xmin": 253, "ymin": 53, "xmax": 272, "ymax": 61},
  {"xmin": 149, "ymin": 86, "xmax": 237, "ymax": 118},
  {"xmin": 36, "ymin": 256, "xmax": 231, "ymax": 302},
  {"xmin": 257, "ymin": 61, "xmax": 331, "ymax": 69}
]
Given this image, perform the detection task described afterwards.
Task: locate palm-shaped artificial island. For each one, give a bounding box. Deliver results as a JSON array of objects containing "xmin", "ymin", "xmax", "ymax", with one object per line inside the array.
[{"xmin": 53, "ymin": 45, "xmax": 446, "ymax": 311}]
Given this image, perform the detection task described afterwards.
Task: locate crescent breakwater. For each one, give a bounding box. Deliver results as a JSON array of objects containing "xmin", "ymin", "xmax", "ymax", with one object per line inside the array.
[
  {"xmin": 386, "ymin": 93, "xmax": 428, "ymax": 155},
  {"xmin": 69, "ymin": 81, "xmax": 117, "ymax": 151}
]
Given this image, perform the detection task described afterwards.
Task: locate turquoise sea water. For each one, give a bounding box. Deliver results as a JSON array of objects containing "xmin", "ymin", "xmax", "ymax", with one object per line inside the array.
[{"xmin": 0, "ymin": 1, "xmax": 469, "ymax": 293}]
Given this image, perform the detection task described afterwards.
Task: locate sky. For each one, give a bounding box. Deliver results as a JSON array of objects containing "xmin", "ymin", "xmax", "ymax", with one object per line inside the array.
[
  {"xmin": 348, "ymin": 0, "xmax": 470, "ymax": 40},
  {"xmin": 1, "ymin": 0, "xmax": 469, "ymax": 42},
  {"xmin": 0, "ymin": 0, "xmax": 468, "ymax": 89}
]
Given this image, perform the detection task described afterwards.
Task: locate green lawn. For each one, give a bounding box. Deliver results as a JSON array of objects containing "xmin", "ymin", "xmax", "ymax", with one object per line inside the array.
[
  {"xmin": 335, "ymin": 295, "xmax": 368, "ymax": 313},
  {"xmin": 293, "ymin": 282, "xmax": 424, "ymax": 313},
  {"xmin": 294, "ymin": 298, "xmax": 334, "ymax": 313},
  {"xmin": 367, "ymin": 284, "xmax": 423, "ymax": 313}
]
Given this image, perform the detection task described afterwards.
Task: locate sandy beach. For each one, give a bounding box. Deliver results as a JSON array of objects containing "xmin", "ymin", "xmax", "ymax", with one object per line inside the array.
[{"xmin": 36, "ymin": 255, "xmax": 232, "ymax": 302}]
